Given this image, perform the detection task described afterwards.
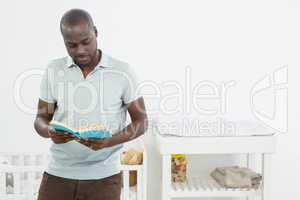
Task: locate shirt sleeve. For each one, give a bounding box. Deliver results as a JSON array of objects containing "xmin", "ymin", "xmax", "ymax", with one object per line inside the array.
[
  {"xmin": 122, "ymin": 65, "xmax": 142, "ymax": 104},
  {"xmin": 40, "ymin": 67, "xmax": 56, "ymax": 103}
]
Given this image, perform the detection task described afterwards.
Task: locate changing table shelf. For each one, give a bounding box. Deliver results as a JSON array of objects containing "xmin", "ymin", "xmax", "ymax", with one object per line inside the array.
[
  {"xmin": 170, "ymin": 175, "xmax": 262, "ymax": 198},
  {"xmin": 155, "ymin": 133, "xmax": 277, "ymax": 200}
]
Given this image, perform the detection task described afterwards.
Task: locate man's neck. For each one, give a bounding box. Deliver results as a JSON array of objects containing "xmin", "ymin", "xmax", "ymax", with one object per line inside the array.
[{"xmin": 80, "ymin": 50, "xmax": 101, "ymax": 72}]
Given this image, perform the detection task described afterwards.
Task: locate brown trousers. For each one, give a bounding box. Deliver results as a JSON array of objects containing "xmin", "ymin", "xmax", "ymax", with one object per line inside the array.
[{"xmin": 37, "ymin": 172, "xmax": 122, "ymax": 200}]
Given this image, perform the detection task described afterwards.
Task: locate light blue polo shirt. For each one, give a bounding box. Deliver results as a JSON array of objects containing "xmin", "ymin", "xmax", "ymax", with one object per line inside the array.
[{"xmin": 39, "ymin": 51, "xmax": 141, "ymax": 180}]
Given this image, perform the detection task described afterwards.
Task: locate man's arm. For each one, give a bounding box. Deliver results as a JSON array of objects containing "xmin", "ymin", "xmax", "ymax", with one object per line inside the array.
[
  {"xmin": 34, "ymin": 99, "xmax": 76, "ymax": 143},
  {"xmin": 34, "ymin": 99, "xmax": 56, "ymax": 138},
  {"xmin": 107, "ymin": 97, "xmax": 148, "ymax": 147}
]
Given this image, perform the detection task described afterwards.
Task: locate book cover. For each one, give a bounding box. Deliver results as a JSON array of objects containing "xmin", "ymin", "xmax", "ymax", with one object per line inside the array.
[{"xmin": 49, "ymin": 121, "xmax": 112, "ymax": 139}]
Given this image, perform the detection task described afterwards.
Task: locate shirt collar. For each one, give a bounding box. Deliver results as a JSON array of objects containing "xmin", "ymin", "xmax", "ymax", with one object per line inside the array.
[{"xmin": 66, "ymin": 50, "xmax": 113, "ymax": 69}]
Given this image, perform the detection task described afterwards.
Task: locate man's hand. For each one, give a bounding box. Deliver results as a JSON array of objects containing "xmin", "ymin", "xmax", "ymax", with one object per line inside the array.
[
  {"xmin": 75, "ymin": 138, "xmax": 110, "ymax": 151},
  {"xmin": 48, "ymin": 126, "xmax": 76, "ymax": 144}
]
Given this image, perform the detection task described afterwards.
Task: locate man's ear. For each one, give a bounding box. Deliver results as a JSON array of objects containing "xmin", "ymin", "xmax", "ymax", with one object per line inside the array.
[{"xmin": 94, "ymin": 26, "xmax": 98, "ymax": 37}]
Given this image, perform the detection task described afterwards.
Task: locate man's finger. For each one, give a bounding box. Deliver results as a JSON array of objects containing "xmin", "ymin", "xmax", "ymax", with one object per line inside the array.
[
  {"xmin": 48, "ymin": 129, "xmax": 56, "ymax": 136},
  {"xmin": 48, "ymin": 131, "xmax": 53, "ymax": 136},
  {"xmin": 76, "ymin": 138, "xmax": 87, "ymax": 144},
  {"xmin": 63, "ymin": 133, "xmax": 75, "ymax": 138},
  {"xmin": 65, "ymin": 137, "xmax": 74, "ymax": 142}
]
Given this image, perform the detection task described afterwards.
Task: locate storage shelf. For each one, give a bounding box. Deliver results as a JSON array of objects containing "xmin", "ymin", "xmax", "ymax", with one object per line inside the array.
[
  {"xmin": 155, "ymin": 131, "xmax": 276, "ymax": 199},
  {"xmin": 170, "ymin": 175, "xmax": 261, "ymax": 198}
]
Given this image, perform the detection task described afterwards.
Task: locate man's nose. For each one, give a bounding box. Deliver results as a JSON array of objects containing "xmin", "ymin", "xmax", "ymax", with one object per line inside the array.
[{"xmin": 77, "ymin": 44, "xmax": 86, "ymax": 55}]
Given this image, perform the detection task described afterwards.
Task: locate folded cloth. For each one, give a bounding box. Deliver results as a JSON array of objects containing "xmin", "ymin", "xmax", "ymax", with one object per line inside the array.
[{"xmin": 211, "ymin": 166, "xmax": 262, "ymax": 189}]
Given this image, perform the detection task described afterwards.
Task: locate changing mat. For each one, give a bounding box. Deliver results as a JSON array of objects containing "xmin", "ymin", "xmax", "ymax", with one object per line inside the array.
[{"xmin": 153, "ymin": 117, "xmax": 276, "ymax": 137}]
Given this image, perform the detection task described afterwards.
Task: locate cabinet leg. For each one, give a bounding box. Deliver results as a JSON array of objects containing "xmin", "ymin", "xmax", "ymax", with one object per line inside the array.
[
  {"xmin": 247, "ymin": 153, "xmax": 257, "ymax": 170},
  {"xmin": 262, "ymin": 154, "xmax": 272, "ymax": 200},
  {"xmin": 247, "ymin": 153, "xmax": 257, "ymax": 200},
  {"xmin": 162, "ymin": 154, "xmax": 171, "ymax": 200}
]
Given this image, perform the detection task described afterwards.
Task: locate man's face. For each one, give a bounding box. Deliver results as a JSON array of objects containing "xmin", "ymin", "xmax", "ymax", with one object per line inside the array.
[{"xmin": 62, "ymin": 23, "xmax": 98, "ymax": 67}]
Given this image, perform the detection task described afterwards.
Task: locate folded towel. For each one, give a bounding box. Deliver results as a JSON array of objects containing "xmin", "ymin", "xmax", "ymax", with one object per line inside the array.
[
  {"xmin": 211, "ymin": 169, "xmax": 252, "ymax": 188},
  {"xmin": 211, "ymin": 166, "xmax": 262, "ymax": 189}
]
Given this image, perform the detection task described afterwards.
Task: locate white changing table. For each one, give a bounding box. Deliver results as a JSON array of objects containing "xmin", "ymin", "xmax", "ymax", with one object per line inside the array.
[{"xmin": 155, "ymin": 133, "xmax": 277, "ymax": 200}]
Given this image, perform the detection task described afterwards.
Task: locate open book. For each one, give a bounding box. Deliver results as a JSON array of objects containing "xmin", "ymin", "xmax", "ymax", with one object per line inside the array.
[{"xmin": 49, "ymin": 120, "xmax": 112, "ymax": 139}]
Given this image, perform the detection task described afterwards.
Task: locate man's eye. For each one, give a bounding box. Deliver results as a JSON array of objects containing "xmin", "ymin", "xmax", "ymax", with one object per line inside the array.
[
  {"xmin": 67, "ymin": 43, "xmax": 76, "ymax": 48},
  {"xmin": 82, "ymin": 40, "xmax": 90, "ymax": 45}
]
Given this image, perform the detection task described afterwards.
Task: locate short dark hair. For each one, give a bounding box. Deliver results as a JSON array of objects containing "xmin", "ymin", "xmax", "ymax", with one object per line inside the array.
[{"xmin": 60, "ymin": 9, "xmax": 94, "ymax": 33}]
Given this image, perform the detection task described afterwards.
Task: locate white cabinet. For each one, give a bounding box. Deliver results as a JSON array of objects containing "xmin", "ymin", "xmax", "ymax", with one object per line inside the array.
[{"xmin": 155, "ymin": 133, "xmax": 277, "ymax": 200}]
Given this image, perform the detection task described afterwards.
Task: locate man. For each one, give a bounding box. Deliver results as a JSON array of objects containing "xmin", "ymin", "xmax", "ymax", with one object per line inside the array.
[{"xmin": 34, "ymin": 9, "xmax": 148, "ymax": 200}]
